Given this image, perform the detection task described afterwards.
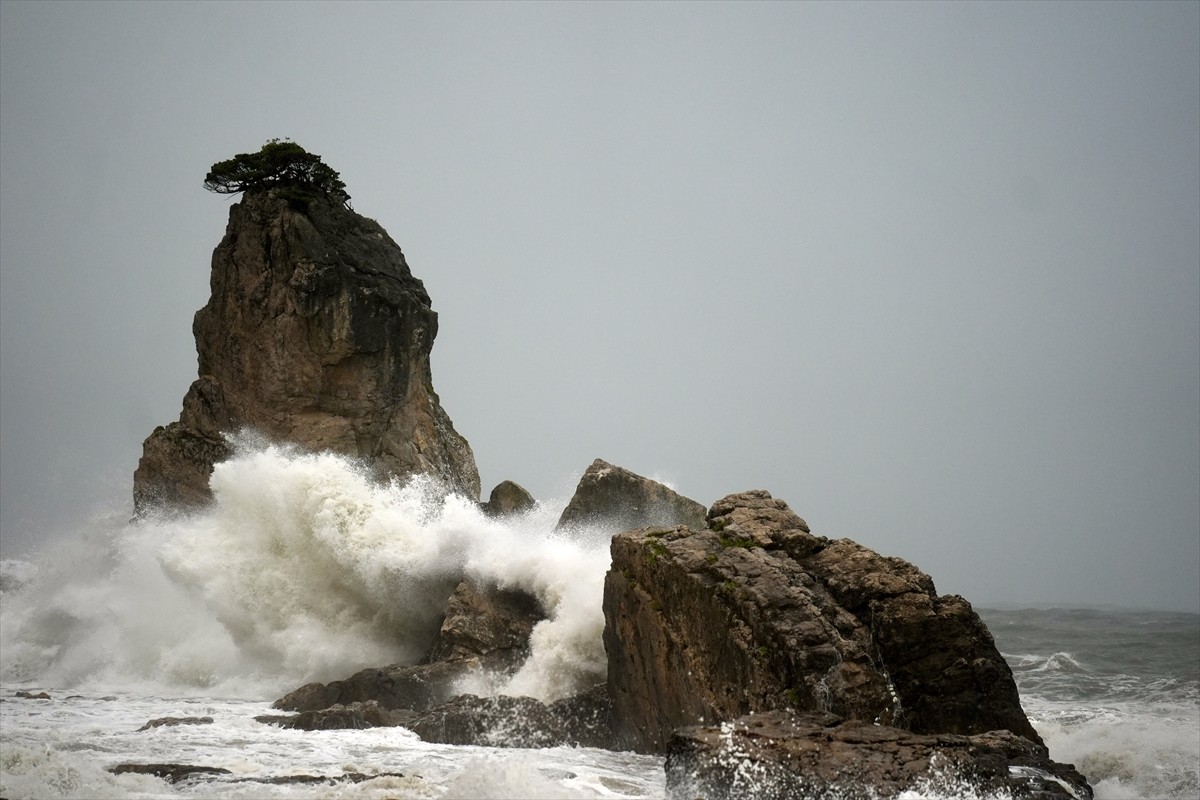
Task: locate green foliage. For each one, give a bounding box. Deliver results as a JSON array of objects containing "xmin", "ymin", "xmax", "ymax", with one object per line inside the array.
[
  {"xmin": 719, "ymin": 533, "xmax": 756, "ymax": 549},
  {"xmin": 203, "ymin": 139, "xmax": 350, "ymax": 210}
]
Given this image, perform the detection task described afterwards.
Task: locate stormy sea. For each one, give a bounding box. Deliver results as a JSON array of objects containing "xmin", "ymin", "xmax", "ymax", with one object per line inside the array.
[{"xmin": 1, "ymin": 445, "xmax": 1197, "ymax": 799}]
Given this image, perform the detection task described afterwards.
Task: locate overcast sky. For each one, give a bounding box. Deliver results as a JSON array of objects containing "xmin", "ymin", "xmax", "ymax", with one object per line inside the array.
[{"xmin": 1, "ymin": 1, "xmax": 1197, "ymax": 612}]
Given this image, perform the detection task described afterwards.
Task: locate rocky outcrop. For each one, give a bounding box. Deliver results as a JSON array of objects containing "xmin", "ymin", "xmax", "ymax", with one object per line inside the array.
[
  {"xmin": 136, "ymin": 716, "xmax": 214, "ymax": 732},
  {"xmin": 557, "ymin": 459, "xmax": 707, "ymax": 534},
  {"xmin": 405, "ymin": 686, "xmax": 613, "ymax": 749},
  {"xmin": 666, "ymin": 711, "xmax": 1092, "ymax": 800},
  {"xmin": 481, "ymin": 480, "xmax": 536, "ymax": 516},
  {"xmin": 133, "ymin": 189, "xmax": 479, "ymax": 512},
  {"xmin": 257, "ymin": 700, "xmax": 406, "ymax": 731},
  {"xmin": 603, "ymin": 490, "xmax": 1040, "ymax": 753}
]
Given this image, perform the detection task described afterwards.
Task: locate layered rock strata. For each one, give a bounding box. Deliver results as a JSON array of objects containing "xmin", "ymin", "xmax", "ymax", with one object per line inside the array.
[
  {"xmin": 603, "ymin": 490, "xmax": 1040, "ymax": 753},
  {"xmin": 133, "ymin": 190, "xmax": 478, "ymax": 511}
]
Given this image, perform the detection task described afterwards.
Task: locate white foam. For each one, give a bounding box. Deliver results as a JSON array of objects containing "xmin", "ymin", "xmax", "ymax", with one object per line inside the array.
[{"xmin": 0, "ymin": 442, "xmax": 610, "ymax": 701}]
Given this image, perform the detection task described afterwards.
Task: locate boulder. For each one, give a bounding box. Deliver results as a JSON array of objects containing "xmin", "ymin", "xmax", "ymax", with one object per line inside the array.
[
  {"xmin": 482, "ymin": 480, "xmax": 536, "ymax": 516},
  {"xmin": 425, "ymin": 580, "xmax": 544, "ymax": 670},
  {"xmin": 133, "ymin": 189, "xmax": 479, "ymax": 513},
  {"xmin": 603, "ymin": 490, "xmax": 1041, "ymax": 753},
  {"xmin": 257, "ymin": 700, "xmax": 404, "ymax": 731},
  {"xmin": 272, "ymin": 661, "xmax": 465, "ymax": 713},
  {"xmin": 406, "ymin": 684, "xmax": 613, "ymax": 749},
  {"xmin": 557, "ymin": 459, "xmax": 707, "ymax": 534},
  {"xmin": 108, "ymin": 764, "xmax": 233, "ymax": 784},
  {"xmin": 666, "ymin": 711, "xmax": 1092, "ymax": 800}
]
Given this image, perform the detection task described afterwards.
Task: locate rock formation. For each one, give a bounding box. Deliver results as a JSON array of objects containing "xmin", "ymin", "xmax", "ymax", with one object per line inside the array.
[
  {"xmin": 133, "ymin": 189, "xmax": 479, "ymax": 512},
  {"xmin": 603, "ymin": 490, "xmax": 1041, "ymax": 753},
  {"xmin": 557, "ymin": 459, "xmax": 708, "ymax": 533},
  {"xmin": 666, "ymin": 711, "xmax": 1092, "ymax": 800},
  {"xmin": 481, "ymin": 480, "xmax": 536, "ymax": 516}
]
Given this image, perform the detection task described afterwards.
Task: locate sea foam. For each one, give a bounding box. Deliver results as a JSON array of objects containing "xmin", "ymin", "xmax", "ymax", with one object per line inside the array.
[{"xmin": 0, "ymin": 441, "xmax": 609, "ymax": 700}]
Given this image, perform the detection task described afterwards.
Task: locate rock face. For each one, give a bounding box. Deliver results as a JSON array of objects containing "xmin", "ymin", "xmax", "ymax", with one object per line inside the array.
[
  {"xmin": 133, "ymin": 189, "xmax": 479, "ymax": 512},
  {"xmin": 666, "ymin": 711, "xmax": 1092, "ymax": 800},
  {"xmin": 557, "ymin": 459, "xmax": 707, "ymax": 533},
  {"xmin": 603, "ymin": 490, "xmax": 1040, "ymax": 753},
  {"xmin": 481, "ymin": 480, "xmax": 536, "ymax": 516}
]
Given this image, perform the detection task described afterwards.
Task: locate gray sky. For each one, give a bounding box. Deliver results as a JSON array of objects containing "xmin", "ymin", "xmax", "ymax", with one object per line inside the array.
[{"xmin": 1, "ymin": 1, "xmax": 1197, "ymax": 612}]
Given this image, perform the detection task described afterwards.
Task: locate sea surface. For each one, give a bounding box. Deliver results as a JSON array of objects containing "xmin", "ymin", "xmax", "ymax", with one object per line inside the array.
[{"xmin": 2, "ymin": 444, "xmax": 1197, "ymax": 799}]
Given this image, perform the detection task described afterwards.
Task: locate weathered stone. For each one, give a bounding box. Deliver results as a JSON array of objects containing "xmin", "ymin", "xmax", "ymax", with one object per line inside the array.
[
  {"xmin": 13, "ymin": 690, "xmax": 51, "ymax": 700},
  {"xmin": 133, "ymin": 189, "xmax": 479, "ymax": 513},
  {"xmin": 406, "ymin": 685, "xmax": 613, "ymax": 749},
  {"xmin": 258, "ymin": 700, "xmax": 400, "ymax": 730},
  {"xmin": 482, "ymin": 480, "xmax": 536, "ymax": 516},
  {"xmin": 272, "ymin": 661, "xmax": 465, "ymax": 713},
  {"xmin": 108, "ymin": 763, "xmax": 233, "ymax": 784},
  {"xmin": 665, "ymin": 711, "xmax": 1092, "ymax": 800},
  {"xmin": 136, "ymin": 715, "xmax": 214, "ymax": 732},
  {"xmin": 603, "ymin": 490, "xmax": 1041, "ymax": 753},
  {"xmin": 557, "ymin": 459, "xmax": 707, "ymax": 534},
  {"xmin": 425, "ymin": 580, "xmax": 543, "ymax": 669}
]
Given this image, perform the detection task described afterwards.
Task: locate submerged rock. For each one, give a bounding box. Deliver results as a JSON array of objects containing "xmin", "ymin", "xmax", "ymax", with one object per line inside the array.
[
  {"xmin": 665, "ymin": 711, "xmax": 1092, "ymax": 800},
  {"xmin": 109, "ymin": 763, "xmax": 233, "ymax": 784},
  {"xmin": 257, "ymin": 700, "xmax": 404, "ymax": 731},
  {"xmin": 557, "ymin": 459, "xmax": 707, "ymax": 534},
  {"xmin": 136, "ymin": 715, "xmax": 214, "ymax": 732},
  {"xmin": 133, "ymin": 188, "xmax": 479, "ymax": 512},
  {"xmin": 603, "ymin": 490, "xmax": 1041, "ymax": 753},
  {"xmin": 406, "ymin": 684, "xmax": 613, "ymax": 749}
]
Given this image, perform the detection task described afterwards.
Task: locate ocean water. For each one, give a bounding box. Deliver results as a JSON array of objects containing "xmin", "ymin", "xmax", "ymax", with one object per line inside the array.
[{"xmin": 2, "ymin": 444, "xmax": 1197, "ymax": 799}]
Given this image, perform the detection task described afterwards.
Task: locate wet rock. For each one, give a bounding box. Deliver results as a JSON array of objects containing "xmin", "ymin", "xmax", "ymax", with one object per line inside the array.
[
  {"xmin": 425, "ymin": 579, "xmax": 543, "ymax": 669},
  {"xmin": 109, "ymin": 763, "xmax": 233, "ymax": 784},
  {"xmin": 136, "ymin": 715, "xmax": 214, "ymax": 732},
  {"xmin": 482, "ymin": 480, "xmax": 536, "ymax": 516},
  {"xmin": 665, "ymin": 711, "xmax": 1092, "ymax": 800},
  {"xmin": 13, "ymin": 691, "xmax": 51, "ymax": 700},
  {"xmin": 557, "ymin": 459, "xmax": 707, "ymax": 534},
  {"xmin": 257, "ymin": 700, "xmax": 401, "ymax": 730},
  {"xmin": 603, "ymin": 490, "xmax": 1040, "ymax": 753},
  {"xmin": 273, "ymin": 660, "xmax": 465, "ymax": 713},
  {"xmin": 406, "ymin": 685, "xmax": 613, "ymax": 749}
]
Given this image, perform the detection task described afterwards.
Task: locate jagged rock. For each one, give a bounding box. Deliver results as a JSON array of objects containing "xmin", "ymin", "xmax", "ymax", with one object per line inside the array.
[
  {"xmin": 13, "ymin": 690, "xmax": 51, "ymax": 700},
  {"xmin": 136, "ymin": 715, "xmax": 214, "ymax": 732},
  {"xmin": 109, "ymin": 763, "xmax": 233, "ymax": 784},
  {"xmin": 665, "ymin": 711, "xmax": 1092, "ymax": 800},
  {"xmin": 406, "ymin": 685, "xmax": 613, "ymax": 749},
  {"xmin": 557, "ymin": 459, "xmax": 707, "ymax": 534},
  {"xmin": 257, "ymin": 700, "xmax": 402, "ymax": 731},
  {"xmin": 481, "ymin": 480, "xmax": 536, "ymax": 516},
  {"xmin": 603, "ymin": 490, "xmax": 1041, "ymax": 753},
  {"xmin": 272, "ymin": 661, "xmax": 465, "ymax": 713},
  {"xmin": 425, "ymin": 580, "xmax": 543, "ymax": 669},
  {"xmin": 133, "ymin": 189, "xmax": 479, "ymax": 512},
  {"xmin": 273, "ymin": 579, "xmax": 546, "ymax": 714}
]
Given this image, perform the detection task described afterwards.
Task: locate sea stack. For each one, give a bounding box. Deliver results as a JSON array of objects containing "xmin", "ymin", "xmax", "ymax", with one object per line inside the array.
[{"xmin": 133, "ymin": 148, "xmax": 479, "ymax": 511}]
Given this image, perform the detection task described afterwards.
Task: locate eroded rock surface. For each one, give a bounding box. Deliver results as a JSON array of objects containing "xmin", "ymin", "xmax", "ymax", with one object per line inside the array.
[
  {"xmin": 557, "ymin": 459, "xmax": 707, "ymax": 534},
  {"xmin": 481, "ymin": 480, "xmax": 536, "ymax": 516},
  {"xmin": 604, "ymin": 490, "xmax": 1040, "ymax": 753},
  {"xmin": 133, "ymin": 190, "xmax": 478, "ymax": 512},
  {"xmin": 666, "ymin": 711, "xmax": 1091, "ymax": 800}
]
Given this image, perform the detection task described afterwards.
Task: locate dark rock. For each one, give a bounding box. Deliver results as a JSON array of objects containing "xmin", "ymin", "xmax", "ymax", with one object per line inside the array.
[
  {"xmin": 272, "ymin": 660, "xmax": 465, "ymax": 713},
  {"xmin": 133, "ymin": 189, "xmax": 479, "ymax": 513},
  {"xmin": 482, "ymin": 480, "xmax": 536, "ymax": 516},
  {"xmin": 557, "ymin": 459, "xmax": 707, "ymax": 534},
  {"xmin": 425, "ymin": 579, "xmax": 543, "ymax": 669},
  {"xmin": 137, "ymin": 715, "xmax": 214, "ymax": 732},
  {"xmin": 406, "ymin": 685, "xmax": 613, "ymax": 749},
  {"xmin": 603, "ymin": 490, "xmax": 1041, "ymax": 753},
  {"xmin": 108, "ymin": 763, "xmax": 233, "ymax": 784},
  {"xmin": 13, "ymin": 691, "xmax": 51, "ymax": 700},
  {"xmin": 257, "ymin": 700, "xmax": 399, "ymax": 730},
  {"xmin": 665, "ymin": 711, "xmax": 1092, "ymax": 800}
]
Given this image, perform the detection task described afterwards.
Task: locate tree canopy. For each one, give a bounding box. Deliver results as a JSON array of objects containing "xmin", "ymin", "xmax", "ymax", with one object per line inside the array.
[{"xmin": 203, "ymin": 140, "xmax": 350, "ymax": 210}]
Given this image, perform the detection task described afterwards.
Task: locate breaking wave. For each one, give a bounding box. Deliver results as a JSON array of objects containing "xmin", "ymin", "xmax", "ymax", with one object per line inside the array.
[{"xmin": 0, "ymin": 441, "xmax": 608, "ymax": 701}]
